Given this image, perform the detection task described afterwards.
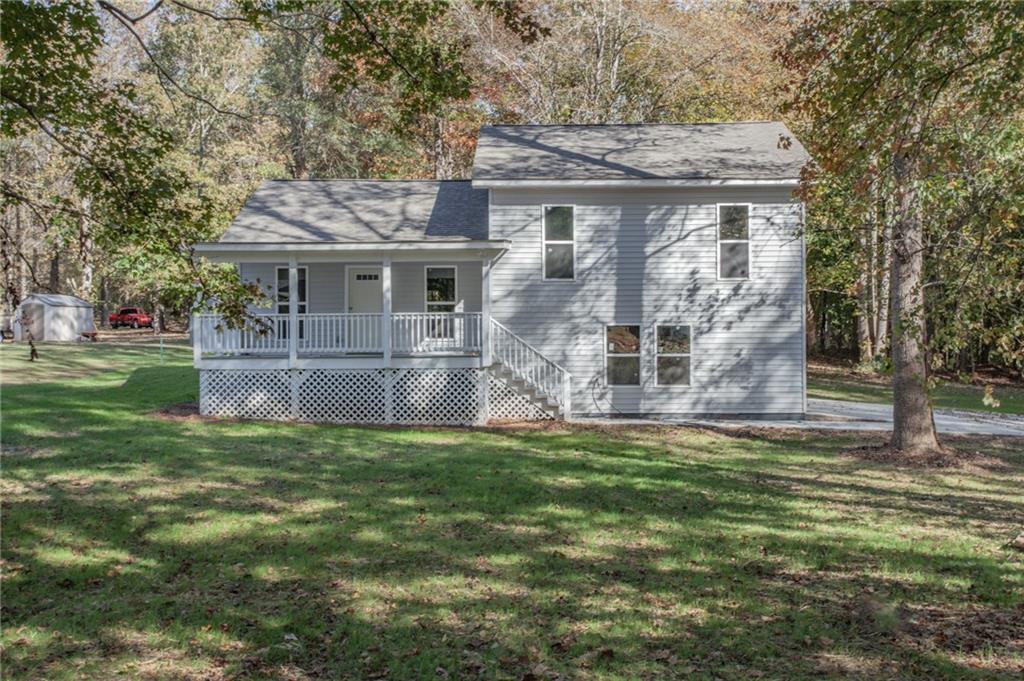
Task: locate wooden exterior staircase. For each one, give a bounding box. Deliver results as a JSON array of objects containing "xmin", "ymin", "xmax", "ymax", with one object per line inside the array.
[{"xmin": 489, "ymin": 319, "xmax": 571, "ymax": 420}]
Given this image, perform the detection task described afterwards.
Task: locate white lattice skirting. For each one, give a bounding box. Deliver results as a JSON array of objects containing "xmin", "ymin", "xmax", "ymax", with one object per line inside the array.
[
  {"xmin": 486, "ymin": 373, "xmax": 554, "ymax": 421},
  {"xmin": 199, "ymin": 368, "xmax": 556, "ymax": 426}
]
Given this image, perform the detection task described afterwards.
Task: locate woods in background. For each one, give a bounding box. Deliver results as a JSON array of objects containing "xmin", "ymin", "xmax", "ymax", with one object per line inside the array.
[{"xmin": 2, "ymin": 1, "xmax": 1023, "ymax": 433}]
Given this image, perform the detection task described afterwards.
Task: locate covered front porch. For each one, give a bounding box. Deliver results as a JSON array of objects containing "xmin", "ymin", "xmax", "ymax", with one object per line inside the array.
[
  {"xmin": 194, "ymin": 311, "xmax": 485, "ymax": 359},
  {"xmin": 191, "ymin": 240, "xmax": 507, "ymax": 369}
]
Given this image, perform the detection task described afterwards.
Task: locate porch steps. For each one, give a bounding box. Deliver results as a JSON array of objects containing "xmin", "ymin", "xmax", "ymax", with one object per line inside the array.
[{"xmin": 490, "ymin": 363, "xmax": 565, "ymax": 420}]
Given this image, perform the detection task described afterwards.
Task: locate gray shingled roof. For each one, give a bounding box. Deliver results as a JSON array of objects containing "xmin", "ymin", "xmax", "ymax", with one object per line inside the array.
[
  {"xmin": 21, "ymin": 293, "xmax": 93, "ymax": 308},
  {"xmin": 218, "ymin": 180, "xmax": 489, "ymax": 243},
  {"xmin": 472, "ymin": 123, "xmax": 809, "ymax": 182}
]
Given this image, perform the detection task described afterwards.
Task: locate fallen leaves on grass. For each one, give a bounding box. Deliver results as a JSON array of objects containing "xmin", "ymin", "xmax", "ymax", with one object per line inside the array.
[{"xmin": 846, "ymin": 442, "xmax": 1004, "ymax": 468}]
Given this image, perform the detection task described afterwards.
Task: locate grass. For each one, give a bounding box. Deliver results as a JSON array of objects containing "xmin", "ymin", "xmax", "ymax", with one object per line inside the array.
[
  {"xmin": 807, "ymin": 361, "xmax": 1024, "ymax": 415},
  {"xmin": 2, "ymin": 342, "xmax": 1023, "ymax": 680}
]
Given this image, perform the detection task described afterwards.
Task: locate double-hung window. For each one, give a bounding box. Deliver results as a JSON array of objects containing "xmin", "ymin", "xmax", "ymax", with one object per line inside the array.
[
  {"xmin": 425, "ymin": 266, "xmax": 457, "ymax": 312},
  {"xmin": 717, "ymin": 204, "xmax": 750, "ymax": 280},
  {"xmin": 425, "ymin": 266, "xmax": 457, "ymax": 338},
  {"xmin": 605, "ymin": 325, "xmax": 641, "ymax": 385},
  {"xmin": 275, "ymin": 266, "xmax": 307, "ymax": 339},
  {"xmin": 655, "ymin": 325, "xmax": 691, "ymax": 386},
  {"xmin": 542, "ymin": 206, "xmax": 575, "ymax": 280}
]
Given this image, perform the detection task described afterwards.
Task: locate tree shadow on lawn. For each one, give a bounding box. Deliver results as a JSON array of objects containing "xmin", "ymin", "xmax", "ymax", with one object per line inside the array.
[{"xmin": 2, "ymin": 367, "xmax": 1022, "ymax": 679}]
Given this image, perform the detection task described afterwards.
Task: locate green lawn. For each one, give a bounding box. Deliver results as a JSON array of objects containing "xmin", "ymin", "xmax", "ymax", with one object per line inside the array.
[
  {"xmin": 807, "ymin": 363, "xmax": 1024, "ymax": 415},
  {"xmin": 2, "ymin": 343, "xmax": 1023, "ymax": 680}
]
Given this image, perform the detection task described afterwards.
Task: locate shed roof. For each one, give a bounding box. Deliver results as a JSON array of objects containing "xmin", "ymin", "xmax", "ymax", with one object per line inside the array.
[
  {"xmin": 472, "ymin": 122, "xmax": 809, "ymax": 183},
  {"xmin": 217, "ymin": 180, "xmax": 489, "ymax": 244},
  {"xmin": 21, "ymin": 294, "xmax": 92, "ymax": 308}
]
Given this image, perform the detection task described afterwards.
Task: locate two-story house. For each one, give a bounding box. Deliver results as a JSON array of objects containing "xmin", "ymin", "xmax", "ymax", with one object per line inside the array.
[{"xmin": 192, "ymin": 122, "xmax": 809, "ymax": 425}]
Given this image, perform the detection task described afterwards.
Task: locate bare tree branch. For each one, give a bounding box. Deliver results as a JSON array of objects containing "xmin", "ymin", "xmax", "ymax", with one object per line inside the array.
[{"xmin": 97, "ymin": 0, "xmax": 250, "ymax": 121}]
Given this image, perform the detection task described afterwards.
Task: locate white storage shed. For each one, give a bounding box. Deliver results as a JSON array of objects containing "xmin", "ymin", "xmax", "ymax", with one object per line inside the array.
[{"xmin": 14, "ymin": 294, "xmax": 96, "ymax": 342}]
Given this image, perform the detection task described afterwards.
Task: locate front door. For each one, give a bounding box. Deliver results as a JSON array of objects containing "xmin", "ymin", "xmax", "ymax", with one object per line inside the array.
[{"xmin": 347, "ymin": 267, "xmax": 382, "ymax": 351}]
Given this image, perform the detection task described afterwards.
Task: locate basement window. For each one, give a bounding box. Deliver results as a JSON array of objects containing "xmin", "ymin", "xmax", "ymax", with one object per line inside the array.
[
  {"xmin": 718, "ymin": 204, "xmax": 750, "ymax": 280},
  {"xmin": 655, "ymin": 325, "xmax": 691, "ymax": 386},
  {"xmin": 605, "ymin": 325, "xmax": 640, "ymax": 385}
]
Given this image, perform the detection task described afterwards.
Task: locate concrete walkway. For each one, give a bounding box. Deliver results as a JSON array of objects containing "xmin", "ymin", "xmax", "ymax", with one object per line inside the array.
[{"xmin": 584, "ymin": 399, "xmax": 1024, "ymax": 437}]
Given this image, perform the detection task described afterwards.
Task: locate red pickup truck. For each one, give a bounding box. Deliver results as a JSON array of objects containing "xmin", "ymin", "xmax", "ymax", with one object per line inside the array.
[{"xmin": 109, "ymin": 307, "xmax": 153, "ymax": 329}]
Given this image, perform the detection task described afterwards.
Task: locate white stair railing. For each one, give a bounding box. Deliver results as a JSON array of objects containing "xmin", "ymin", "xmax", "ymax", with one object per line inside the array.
[{"xmin": 490, "ymin": 319, "xmax": 571, "ymax": 416}]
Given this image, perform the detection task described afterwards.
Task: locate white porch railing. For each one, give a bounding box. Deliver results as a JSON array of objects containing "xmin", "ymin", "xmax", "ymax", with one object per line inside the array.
[
  {"xmin": 391, "ymin": 312, "xmax": 482, "ymax": 354},
  {"xmin": 490, "ymin": 319, "xmax": 572, "ymax": 414},
  {"xmin": 195, "ymin": 313, "xmax": 289, "ymax": 356},
  {"xmin": 194, "ymin": 312, "xmax": 482, "ymax": 357},
  {"xmin": 299, "ymin": 313, "xmax": 382, "ymax": 354}
]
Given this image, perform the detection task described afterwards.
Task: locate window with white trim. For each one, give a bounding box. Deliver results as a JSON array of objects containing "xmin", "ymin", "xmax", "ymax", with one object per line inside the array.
[
  {"xmin": 655, "ymin": 324, "xmax": 691, "ymax": 386},
  {"xmin": 275, "ymin": 266, "xmax": 307, "ymax": 339},
  {"xmin": 425, "ymin": 266, "xmax": 457, "ymax": 312},
  {"xmin": 543, "ymin": 205, "xmax": 575, "ymax": 280},
  {"xmin": 425, "ymin": 266, "xmax": 457, "ymax": 339},
  {"xmin": 718, "ymin": 204, "xmax": 750, "ymax": 279},
  {"xmin": 605, "ymin": 325, "xmax": 640, "ymax": 385}
]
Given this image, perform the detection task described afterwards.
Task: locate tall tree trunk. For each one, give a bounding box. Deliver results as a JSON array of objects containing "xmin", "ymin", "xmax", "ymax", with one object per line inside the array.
[
  {"xmin": 99, "ymin": 276, "xmax": 110, "ymax": 327},
  {"xmin": 17, "ymin": 207, "xmax": 28, "ymax": 305},
  {"xmin": 856, "ymin": 227, "xmax": 873, "ymax": 362},
  {"xmin": 48, "ymin": 253, "xmax": 59, "ymax": 292},
  {"xmin": 875, "ymin": 222, "xmax": 891, "ymax": 358},
  {"xmin": 78, "ymin": 198, "xmax": 93, "ymax": 301},
  {"xmin": 890, "ymin": 147, "xmax": 940, "ymax": 452},
  {"xmin": 806, "ymin": 290, "xmax": 817, "ymax": 355}
]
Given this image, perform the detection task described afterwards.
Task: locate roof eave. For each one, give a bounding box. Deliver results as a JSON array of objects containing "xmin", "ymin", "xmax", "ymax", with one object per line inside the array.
[{"xmin": 192, "ymin": 239, "xmax": 510, "ymax": 262}]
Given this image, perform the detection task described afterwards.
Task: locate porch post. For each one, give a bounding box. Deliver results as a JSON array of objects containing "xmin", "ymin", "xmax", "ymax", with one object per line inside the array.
[
  {"xmin": 288, "ymin": 256, "xmax": 298, "ymax": 368},
  {"xmin": 382, "ymin": 256, "xmax": 392, "ymax": 365},
  {"xmin": 481, "ymin": 256, "xmax": 492, "ymax": 367},
  {"xmin": 191, "ymin": 314, "xmax": 202, "ymax": 366}
]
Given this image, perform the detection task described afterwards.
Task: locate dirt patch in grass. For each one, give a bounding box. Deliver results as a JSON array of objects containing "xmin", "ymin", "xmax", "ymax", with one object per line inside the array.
[
  {"xmin": 845, "ymin": 441, "xmax": 1009, "ymax": 470},
  {"xmin": 152, "ymin": 401, "xmax": 204, "ymax": 421},
  {"xmin": 845, "ymin": 597, "xmax": 1024, "ymax": 675}
]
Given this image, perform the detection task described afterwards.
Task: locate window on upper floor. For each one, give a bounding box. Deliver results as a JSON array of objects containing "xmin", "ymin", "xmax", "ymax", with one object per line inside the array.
[
  {"xmin": 543, "ymin": 205, "xmax": 575, "ymax": 280},
  {"xmin": 605, "ymin": 324, "xmax": 640, "ymax": 385},
  {"xmin": 718, "ymin": 204, "xmax": 750, "ymax": 280},
  {"xmin": 655, "ymin": 324, "xmax": 691, "ymax": 386}
]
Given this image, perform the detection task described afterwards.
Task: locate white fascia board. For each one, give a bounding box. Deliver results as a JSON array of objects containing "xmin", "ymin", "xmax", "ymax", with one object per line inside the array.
[
  {"xmin": 471, "ymin": 178, "xmax": 801, "ymax": 189},
  {"xmin": 193, "ymin": 240, "xmax": 510, "ymax": 262}
]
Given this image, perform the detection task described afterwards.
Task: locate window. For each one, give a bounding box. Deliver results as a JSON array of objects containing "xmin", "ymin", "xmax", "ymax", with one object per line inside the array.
[
  {"xmin": 425, "ymin": 266, "xmax": 457, "ymax": 312},
  {"xmin": 355, "ymin": 273, "xmax": 379, "ymax": 281},
  {"xmin": 717, "ymin": 204, "xmax": 750, "ymax": 279},
  {"xmin": 656, "ymin": 325, "xmax": 691, "ymax": 386},
  {"xmin": 542, "ymin": 205, "xmax": 575, "ymax": 280},
  {"xmin": 605, "ymin": 325, "xmax": 640, "ymax": 385},
  {"xmin": 425, "ymin": 266, "xmax": 457, "ymax": 340},
  {"xmin": 275, "ymin": 266, "xmax": 307, "ymax": 339}
]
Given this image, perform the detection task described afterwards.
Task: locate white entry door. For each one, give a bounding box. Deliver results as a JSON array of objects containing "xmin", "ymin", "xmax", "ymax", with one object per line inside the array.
[{"xmin": 346, "ymin": 267, "xmax": 383, "ymax": 352}]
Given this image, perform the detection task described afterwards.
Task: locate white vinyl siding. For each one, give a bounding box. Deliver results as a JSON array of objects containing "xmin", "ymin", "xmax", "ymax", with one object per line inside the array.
[{"xmin": 488, "ymin": 187, "xmax": 805, "ymax": 417}]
